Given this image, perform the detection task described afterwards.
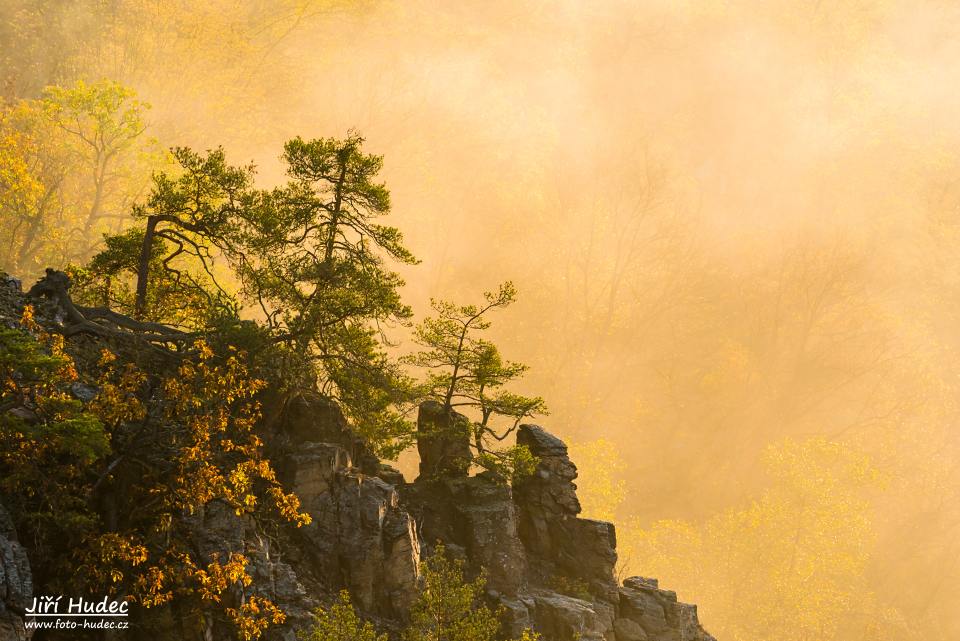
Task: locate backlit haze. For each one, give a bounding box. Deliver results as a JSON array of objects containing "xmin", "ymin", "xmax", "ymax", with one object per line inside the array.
[{"xmin": 4, "ymin": 1, "xmax": 960, "ymax": 638}]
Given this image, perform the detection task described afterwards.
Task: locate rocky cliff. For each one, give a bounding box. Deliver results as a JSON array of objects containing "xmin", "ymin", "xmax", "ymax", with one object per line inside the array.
[{"xmin": 0, "ymin": 274, "xmax": 715, "ymax": 641}]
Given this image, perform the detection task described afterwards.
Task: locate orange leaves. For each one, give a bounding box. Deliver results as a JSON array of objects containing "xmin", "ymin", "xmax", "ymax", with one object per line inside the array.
[
  {"xmin": 4, "ymin": 330, "xmax": 303, "ymax": 640},
  {"xmin": 158, "ymin": 340, "xmax": 308, "ymax": 527},
  {"xmin": 76, "ymin": 532, "xmax": 151, "ymax": 597},
  {"xmin": 134, "ymin": 566, "xmax": 174, "ymax": 608},
  {"xmin": 190, "ymin": 553, "xmax": 253, "ymax": 603},
  {"xmin": 227, "ymin": 596, "xmax": 287, "ymax": 641},
  {"xmin": 19, "ymin": 303, "xmax": 40, "ymax": 333},
  {"xmin": 89, "ymin": 349, "xmax": 146, "ymax": 428},
  {"xmin": 268, "ymin": 485, "xmax": 312, "ymax": 527},
  {"xmin": 186, "ymin": 553, "xmax": 286, "ymax": 640}
]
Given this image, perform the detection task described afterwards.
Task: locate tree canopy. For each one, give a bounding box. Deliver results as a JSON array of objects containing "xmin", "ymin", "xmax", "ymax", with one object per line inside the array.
[
  {"xmin": 0, "ymin": 79, "xmax": 160, "ymax": 276},
  {"xmin": 74, "ymin": 134, "xmax": 419, "ymax": 456}
]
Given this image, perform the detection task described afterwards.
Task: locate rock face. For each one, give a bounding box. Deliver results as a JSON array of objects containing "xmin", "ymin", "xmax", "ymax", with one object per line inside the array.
[
  {"xmin": 398, "ymin": 418, "xmax": 714, "ymax": 641},
  {"xmin": 0, "ymin": 269, "xmax": 716, "ymax": 641},
  {"xmin": 2, "ymin": 392, "xmax": 715, "ymax": 641},
  {"xmin": 0, "ymin": 502, "xmax": 32, "ymax": 641},
  {"xmin": 496, "ymin": 424, "xmax": 715, "ymax": 641},
  {"xmin": 172, "ymin": 399, "xmax": 717, "ymax": 641},
  {"xmin": 415, "ymin": 400, "xmax": 472, "ymax": 478},
  {"xmin": 287, "ymin": 444, "xmax": 420, "ymax": 620}
]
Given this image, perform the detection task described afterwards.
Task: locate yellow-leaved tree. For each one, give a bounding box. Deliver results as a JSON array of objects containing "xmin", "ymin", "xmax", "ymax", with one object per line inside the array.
[
  {"xmin": 75, "ymin": 340, "xmax": 310, "ymax": 639},
  {"xmin": 0, "ymin": 305, "xmax": 309, "ymax": 639},
  {"xmin": 0, "ymin": 79, "xmax": 162, "ymax": 276},
  {"xmin": 618, "ymin": 438, "xmax": 890, "ymax": 641}
]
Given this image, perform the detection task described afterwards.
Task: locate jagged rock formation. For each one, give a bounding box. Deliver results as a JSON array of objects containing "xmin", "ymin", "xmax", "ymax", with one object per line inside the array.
[
  {"xmin": 0, "ymin": 502, "xmax": 32, "ymax": 641},
  {"xmin": 415, "ymin": 399, "xmax": 473, "ymax": 478},
  {"xmin": 249, "ymin": 398, "xmax": 716, "ymax": 641},
  {"xmin": 0, "ymin": 272, "xmax": 715, "ymax": 641}
]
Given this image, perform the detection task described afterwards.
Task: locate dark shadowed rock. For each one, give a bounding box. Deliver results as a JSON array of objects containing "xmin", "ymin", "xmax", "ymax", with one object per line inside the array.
[
  {"xmin": 376, "ymin": 463, "xmax": 406, "ymax": 486},
  {"xmin": 416, "ymin": 401, "xmax": 472, "ymax": 479},
  {"xmin": 445, "ymin": 472, "xmax": 528, "ymax": 596},
  {"xmin": 277, "ymin": 391, "xmax": 381, "ymax": 474},
  {"xmin": 530, "ymin": 590, "xmax": 607, "ymax": 641},
  {"xmin": 619, "ymin": 576, "xmax": 716, "ymax": 641},
  {"xmin": 285, "ymin": 442, "xmax": 420, "ymax": 622},
  {"xmin": 614, "ymin": 617, "xmax": 649, "ymax": 641},
  {"xmin": 329, "ymin": 471, "xmax": 420, "ymax": 618},
  {"xmin": 399, "ymin": 471, "xmax": 528, "ymax": 596},
  {"xmin": 70, "ymin": 381, "xmax": 99, "ymax": 402},
  {"xmin": 0, "ymin": 502, "xmax": 32, "ymax": 641}
]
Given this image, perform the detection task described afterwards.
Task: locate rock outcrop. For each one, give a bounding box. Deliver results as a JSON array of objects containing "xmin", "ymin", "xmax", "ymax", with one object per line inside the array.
[
  {"xmin": 0, "ymin": 272, "xmax": 716, "ymax": 641},
  {"xmin": 397, "ymin": 411, "xmax": 714, "ymax": 641},
  {"xmin": 76, "ymin": 395, "xmax": 714, "ymax": 641},
  {"xmin": 415, "ymin": 400, "xmax": 473, "ymax": 478},
  {"xmin": 285, "ymin": 442, "xmax": 420, "ymax": 621},
  {"xmin": 0, "ymin": 502, "xmax": 32, "ymax": 641}
]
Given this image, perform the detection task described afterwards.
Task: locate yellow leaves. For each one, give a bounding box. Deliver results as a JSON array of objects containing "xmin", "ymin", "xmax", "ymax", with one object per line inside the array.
[
  {"xmin": 198, "ymin": 340, "xmax": 215, "ymax": 360},
  {"xmin": 621, "ymin": 438, "xmax": 883, "ymax": 641},
  {"xmin": 46, "ymin": 338, "xmax": 300, "ymax": 641},
  {"xmin": 180, "ymin": 553, "xmax": 285, "ymax": 639},
  {"xmin": 89, "ymin": 352, "xmax": 147, "ymax": 428},
  {"xmin": 227, "ymin": 596, "xmax": 286, "ymax": 641},
  {"xmin": 135, "ymin": 566, "xmax": 174, "ymax": 608},
  {"xmin": 268, "ymin": 486, "xmax": 312, "ymax": 527},
  {"xmin": 193, "ymin": 553, "xmax": 253, "ymax": 603},
  {"xmin": 75, "ymin": 532, "xmax": 152, "ymax": 596},
  {"xmin": 20, "ymin": 304, "xmax": 39, "ymax": 333},
  {"xmin": 159, "ymin": 341, "xmax": 309, "ymax": 527},
  {"xmin": 569, "ymin": 439, "xmax": 627, "ymax": 522},
  {"xmin": 91, "ymin": 533, "xmax": 149, "ymax": 567}
]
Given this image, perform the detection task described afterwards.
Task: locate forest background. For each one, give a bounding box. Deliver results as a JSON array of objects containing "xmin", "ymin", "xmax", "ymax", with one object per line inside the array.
[{"xmin": 2, "ymin": 2, "xmax": 959, "ymax": 640}]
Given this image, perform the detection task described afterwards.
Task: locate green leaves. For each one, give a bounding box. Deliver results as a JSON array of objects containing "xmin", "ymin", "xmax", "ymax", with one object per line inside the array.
[
  {"xmin": 301, "ymin": 553, "xmax": 542, "ymax": 641},
  {"xmin": 0, "ymin": 79, "xmax": 159, "ymax": 275},
  {"xmin": 81, "ymin": 134, "xmax": 419, "ymax": 453},
  {"xmin": 405, "ymin": 282, "xmax": 546, "ymax": 478},
  {"xmin": 299, "ymin": 591, "xmax": 387, "ymax": 641},
  {"xmin": 0, "ymin": 324, "xmax": 110, "ymax": 589},
  {"xmin": 406, "ymin": 545, "xmax": 502, "ymax": 641},
  {"xmin": 41, "ymin": 79, "xmax": 149, "ymax": 158}
]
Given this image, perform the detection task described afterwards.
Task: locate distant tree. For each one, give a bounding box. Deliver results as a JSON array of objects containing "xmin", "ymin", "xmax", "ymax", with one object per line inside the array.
[
  {"xmin": 43, "ymin": 79, "xmax": 155, "ymax": 245},
  {"xmin": 0, "ymin": 79, "xmax": 159, "ymax": 275},
  {"xmin": 405, "ymin": 282, "xmax": 545, "ymax": 476},
  {"xmin": 623, "ymin": 437, "xmax": 884, "ymax": 641},
  {"xmin": 299, "ymin": 591, "xmax": 387, "ymax": 641},
  {"xmin": 0, "ymin": 98, "xmax": 74, "ymax": 274}
]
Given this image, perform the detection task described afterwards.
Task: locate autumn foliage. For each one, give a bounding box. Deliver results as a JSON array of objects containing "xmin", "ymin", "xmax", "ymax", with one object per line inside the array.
[{"xmin": 0, "ymin": 307, "xmax": 307, "ymax": 638}]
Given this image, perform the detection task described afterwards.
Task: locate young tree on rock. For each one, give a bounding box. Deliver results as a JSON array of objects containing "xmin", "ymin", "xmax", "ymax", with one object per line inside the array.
[
  {"xmin": 405, "ymin": 545, "xmax": 502, "ymax": 641},
  {"xmin": 298, "ymin": 591, "xmax": 386, "ymax": 641},
  {"xmin": 405, "ymin": 282, "xmax": 546, "ymax": 478}
]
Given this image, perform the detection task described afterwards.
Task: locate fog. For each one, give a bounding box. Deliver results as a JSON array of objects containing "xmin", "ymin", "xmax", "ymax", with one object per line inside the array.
[{"xmin": 4, "ymin": 0, "xmax": 960, "ymax": 638}]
